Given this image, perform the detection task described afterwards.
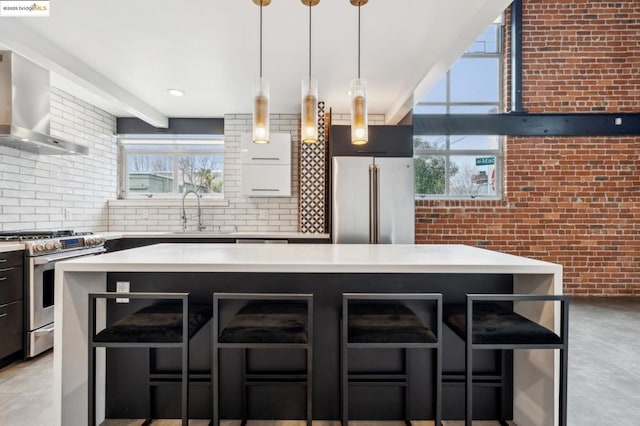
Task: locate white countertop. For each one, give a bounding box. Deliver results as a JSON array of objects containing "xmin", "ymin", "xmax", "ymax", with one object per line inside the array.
[
  {"xmin": 101, "ymin": 231, "xmax": 330, "ymax": 240},
  {"xmin": 0, "ymin": 242, "xmax": 25, "ymax": 253},
  {"xmin": 57, "ymin": 243, "xmax": 561, "ymax": 275}
]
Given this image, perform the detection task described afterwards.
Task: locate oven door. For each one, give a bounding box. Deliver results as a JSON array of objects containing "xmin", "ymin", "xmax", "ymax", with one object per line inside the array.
[{"xmin": 27, "ymin": 247, "xmax": 105, "ymax": 357}]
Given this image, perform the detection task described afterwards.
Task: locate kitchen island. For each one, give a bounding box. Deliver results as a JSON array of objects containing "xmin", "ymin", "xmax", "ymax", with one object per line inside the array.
[{"xmin": 54, "ymin": 243, "xmax": 563, "ymax": 426}]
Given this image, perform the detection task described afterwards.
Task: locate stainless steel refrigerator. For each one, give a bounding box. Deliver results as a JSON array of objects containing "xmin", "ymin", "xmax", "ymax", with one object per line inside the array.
[{"xmin": 331, "ymin": 125, "xmax": 415, "ymax": 244}]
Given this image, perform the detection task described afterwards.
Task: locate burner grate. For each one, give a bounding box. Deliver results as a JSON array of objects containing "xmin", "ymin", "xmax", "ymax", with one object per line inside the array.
[{"xmin": 0, "ymin": 230, "xmax": 93, "ymax": 241}]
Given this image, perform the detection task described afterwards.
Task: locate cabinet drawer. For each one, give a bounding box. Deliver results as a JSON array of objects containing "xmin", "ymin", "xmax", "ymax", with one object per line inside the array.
[
  {"xmin": 241, "ymin": 164, "xmax": 291, "ymax": 197},
  {"xmin": 0, "ymin": 250, "xmax": 24, "ymax": 268},
  {"xmin": 0, "ymin": 300, "xmax": 23, "ymax": 360},
  {"xmin": 241, "ymin": 132, "xmax": 291, "ymax": 165},
  {"xmin": 0, "ymin": 266, "xmax": 23, "ymax": 304}
]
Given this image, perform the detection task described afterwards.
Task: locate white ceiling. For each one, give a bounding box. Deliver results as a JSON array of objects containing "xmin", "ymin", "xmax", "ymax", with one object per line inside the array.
[{"xmin": 0, "ymin": 0, "xmax": 512, "ymax": 127}]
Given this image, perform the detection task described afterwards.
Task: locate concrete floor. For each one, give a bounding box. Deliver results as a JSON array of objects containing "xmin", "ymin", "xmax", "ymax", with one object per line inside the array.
[{"xmin": 0, "ymin": 296, "xmax": 638, "ymax": 425}]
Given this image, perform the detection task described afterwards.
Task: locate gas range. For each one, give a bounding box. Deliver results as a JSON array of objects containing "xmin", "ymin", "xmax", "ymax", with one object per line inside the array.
[
  {"xmin": 0, "ymin": 229, "xmax": 107, "ymax": 358},
  {"xmin": 0, "ymin": 229, "xmax": 105, "ymax": 256}
]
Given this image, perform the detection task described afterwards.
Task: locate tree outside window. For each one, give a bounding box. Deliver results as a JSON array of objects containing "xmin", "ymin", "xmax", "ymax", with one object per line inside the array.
[{"xmin": 120, "ymin": 138, "xmax": 224, "ymax": 198}]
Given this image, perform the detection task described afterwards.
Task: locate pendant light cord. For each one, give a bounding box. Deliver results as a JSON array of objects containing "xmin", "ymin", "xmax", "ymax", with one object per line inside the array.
[
  {"xmin": 357, "ymin": 4, "xmax": 361, "ymax": 79},
  {"xmin": 308, "ymin": 2, "xmax": 312, "ymax": 81},
  {"xmin": 259, "ymin": 2, "xmax": 263, "ymax": 78}
]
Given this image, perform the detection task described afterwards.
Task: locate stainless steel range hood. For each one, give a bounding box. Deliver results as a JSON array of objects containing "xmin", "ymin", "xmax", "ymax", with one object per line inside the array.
[{"xmin": 0, "ymin": 51, "xmax": 88, "ymax": 155}]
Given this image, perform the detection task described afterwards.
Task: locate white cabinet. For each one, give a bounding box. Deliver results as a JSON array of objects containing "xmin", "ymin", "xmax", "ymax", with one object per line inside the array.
[
  {"xmin": 241, "ymin": 133, "xmax": 291, "ymax": 197},
  {"xmin": 241, "ymin": 133, "xmax": 291, "ymax": 165},
  {"xmin": 241, "ymin": 164, "xmax": 291, "ymax": 196}
]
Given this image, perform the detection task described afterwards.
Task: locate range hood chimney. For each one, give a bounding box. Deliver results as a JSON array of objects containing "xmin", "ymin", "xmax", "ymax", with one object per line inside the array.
[{"xmin": 0, "ymin": 51, "xmax": 88, "ymax": 155}]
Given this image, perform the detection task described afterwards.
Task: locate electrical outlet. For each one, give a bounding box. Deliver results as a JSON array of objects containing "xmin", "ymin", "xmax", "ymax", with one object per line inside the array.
[
  {"xmin": 64, "ymin": 208, "xmax": 72, "ymax": 220},
  {"xmin": 258, "ymin": 209, "xmax": 269, "ymax": 220},
  {"xmin": 116, "ymin": 281, "xmax": 130, "ymax": 303},
  {"xmin": 142, "ymin": 210, "xmax": 149, "ymax": 219}
]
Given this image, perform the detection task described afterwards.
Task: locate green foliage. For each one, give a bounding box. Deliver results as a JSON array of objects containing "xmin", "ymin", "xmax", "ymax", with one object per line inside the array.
[{"xmin": 413, "ymin": 137, "xmax": 458, "ymax": 195}]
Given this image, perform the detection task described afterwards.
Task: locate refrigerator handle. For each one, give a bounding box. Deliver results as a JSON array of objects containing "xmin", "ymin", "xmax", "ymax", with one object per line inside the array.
[{"xmin": 369, "ymin": 164, "xmax": 380, "ymax": 244}]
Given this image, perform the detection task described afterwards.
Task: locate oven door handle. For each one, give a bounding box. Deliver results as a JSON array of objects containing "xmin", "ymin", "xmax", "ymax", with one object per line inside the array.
[
  {"xmin": 34, "ymin": 323, "xmax": 55, "ymax": 336},
  {"xmin": 33, "ymin": 247, "xmax": 106, "ymax": 265}
]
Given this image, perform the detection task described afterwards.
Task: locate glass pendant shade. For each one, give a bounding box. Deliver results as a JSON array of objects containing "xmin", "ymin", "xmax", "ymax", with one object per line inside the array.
[
  {"xmin": 253, "ymin": 77, "xmax": 270, "ymax": 144},
  {"xmin": 349, "ymin": 78, "xmax": 368, "ymax": 145},
  {"xmin": 301, "ymin": 78, "xmax": 318, "ymax": 143}
]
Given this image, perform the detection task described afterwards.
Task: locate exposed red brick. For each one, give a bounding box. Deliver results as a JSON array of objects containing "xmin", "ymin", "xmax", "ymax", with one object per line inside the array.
[{"xmin": 417, "ymin": 0, "xmax": 640, "ymax": 296}]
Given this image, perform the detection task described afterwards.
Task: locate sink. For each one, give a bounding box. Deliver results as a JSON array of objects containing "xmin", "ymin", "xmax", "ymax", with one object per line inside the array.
[{"xmin": 167, "ymin": 231, "xmax": 237, "ymax": 236}]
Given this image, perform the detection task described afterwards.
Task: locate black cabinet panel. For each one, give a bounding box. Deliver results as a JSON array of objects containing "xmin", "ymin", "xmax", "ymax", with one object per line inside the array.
[
  {"xmin": 0, "ymin": 300, "xmax": 23, "ymax": 360},
  {"xmin": 0, "ymin": 250, "xmax": 24, "ymax": 268},
  {"xmin": 0, "ymin": 266, "xmax": 23, "ymax": 304}
]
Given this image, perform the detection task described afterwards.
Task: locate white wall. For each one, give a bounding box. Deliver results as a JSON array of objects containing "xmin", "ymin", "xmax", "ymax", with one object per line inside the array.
[
  {"xmin": 0, "ymin": 88, "xmax": 117, "ymax": 232},
  {"xmin": 108, "ymin": 113, "xmax": 300, "ymax": 232}
]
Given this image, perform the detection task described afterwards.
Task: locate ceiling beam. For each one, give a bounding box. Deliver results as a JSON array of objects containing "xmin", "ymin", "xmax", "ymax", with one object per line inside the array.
[{"xmin": 0, "ymin": 20, "xmax": 168, "ymax": 128}]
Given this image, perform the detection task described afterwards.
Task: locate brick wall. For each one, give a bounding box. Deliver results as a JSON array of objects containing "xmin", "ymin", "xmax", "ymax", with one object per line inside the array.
[
  {"xmin": 0, "ymin": 88, "xmax": 117, "ymax": 232},
  {"xmin": 415, "ymin": 0, "xmax": 640, "ymax": 295}
]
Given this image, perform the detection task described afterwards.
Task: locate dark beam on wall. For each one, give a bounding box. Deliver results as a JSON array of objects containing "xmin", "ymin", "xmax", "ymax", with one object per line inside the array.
[
  {"xmin": 117, "ymin": 117, "xmax": 224, "ymax": 134},
  {"xmin": 510, "ymin": 0, "xmax": 524, "ymax": 112},
  {"xmin": 414, "ymin": 113, "xmax": 640, "ymax": 136}
]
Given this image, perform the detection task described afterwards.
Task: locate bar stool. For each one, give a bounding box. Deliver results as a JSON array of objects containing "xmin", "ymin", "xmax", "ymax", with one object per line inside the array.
[
  {"xmin": 443, "ymin": 294, "xmax": 568, "ymax": 426},
  {"xmin": 213, "ymin": 293, "xmax": 313, "ymax": 426},
  {"xmin": 88, "ymin": 292, "xmax": 213, "ymax": 426},
  {"xmin": 342, "ymin": 293, "xmax": 442, "ymax": 426}
]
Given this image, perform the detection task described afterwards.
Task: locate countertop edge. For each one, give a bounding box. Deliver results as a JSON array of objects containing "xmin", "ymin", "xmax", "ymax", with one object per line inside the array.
[{"xmin": 0, "ymin": 243, "xmax": 26, "ymax": 253}]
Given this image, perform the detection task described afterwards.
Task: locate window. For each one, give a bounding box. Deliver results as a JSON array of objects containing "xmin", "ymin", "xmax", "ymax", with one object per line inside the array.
[
  {"xmin": 119, "ymin": 136, "xmax": 224, "ymax": 198},
  {"xmin": 414, "ymin": 23, "xmax": 503, "ymax": 199},
  {"xmin": 414, "ymin": 135, "xmax": 501, "ymax": 198}
]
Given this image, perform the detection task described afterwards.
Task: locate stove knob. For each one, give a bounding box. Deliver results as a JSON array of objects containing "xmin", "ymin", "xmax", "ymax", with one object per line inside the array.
[
  {"xmin": 53, "ymin": 241, "xmax": 62, "ymax": 250},
  {"xmin": 45, "ymin": 242, "xmax": 54, "ymax": 251},
  {"xmin": 96, "ymin": 236, "xmax": 105, "ymax": 244},
  {"xmin": 35, "ymin": 243, "xmax": 45, "ymax": 252},
  {"xmin": 85, "ymin": 237, "xmax": 95, "ymax": 246}
]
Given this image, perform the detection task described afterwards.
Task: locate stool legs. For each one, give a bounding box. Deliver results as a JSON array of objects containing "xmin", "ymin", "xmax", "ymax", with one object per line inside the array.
[
  {"xmin": 560, "ymin": 347, "xmax": 568, "ymax": 426},
  {"xmin": 88, "ymin": 345, "xmax": 96, "ymax": 425},
  {"xmin": 181, "ymin": 341, "xmax": 189, "ymax": 425},
  {"xmin": 340, "ymin": 317, "xmax": 348, "ymax": 426},
  {"xmin": 212, "ymin": 338, "xmax": 219, "ymax": 426},
  {"xmin": 307, "ymin": 345, "xmax": 313, "ymax": 426}
]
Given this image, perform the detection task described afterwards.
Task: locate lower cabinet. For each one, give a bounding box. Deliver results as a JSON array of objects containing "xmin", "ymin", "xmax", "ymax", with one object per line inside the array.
[
  {"xmin": 0, "ymin": 300, "xmax": 23, "ymax": 360},
  {"xmin": 0, "ymin": 251, "xmax": 25, "ymax": 366}
]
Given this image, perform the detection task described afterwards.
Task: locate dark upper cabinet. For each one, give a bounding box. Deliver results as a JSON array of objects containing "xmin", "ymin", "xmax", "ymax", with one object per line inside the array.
[{"xmin": 329, "ymin": 125, "xmax": 414, "ymax": 158}]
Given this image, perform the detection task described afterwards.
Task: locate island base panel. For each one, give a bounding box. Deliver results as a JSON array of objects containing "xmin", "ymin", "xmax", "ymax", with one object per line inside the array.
[{"xmin": 104, "ymin": 272, "xmax": 513, "ymax": 421}]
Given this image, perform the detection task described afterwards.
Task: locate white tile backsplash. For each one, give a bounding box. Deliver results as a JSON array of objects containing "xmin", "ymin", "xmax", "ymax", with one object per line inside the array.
[
  {"xmin": 0, "ymin": 87, "xmax": 117, "ymax": 232},
  {"xmin": 108, "ymin": 113, "xmax": 300, "ymax": 232}
]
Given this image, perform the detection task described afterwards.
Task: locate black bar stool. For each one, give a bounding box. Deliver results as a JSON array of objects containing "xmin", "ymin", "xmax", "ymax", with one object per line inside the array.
[
  {"xmin": 341, "ymin": 293, "xmax": 442, "ymax": 426},
  {"xmin": 213, "ymin": 292, "xmax": 313, "ymax": 426},
  {"xmin": 88, "ymin": 292, "xmax": 212, "ymax": 426},
  {"xmin": 443, "ymin": 294, "xmax": 569, "ymax": 426}
]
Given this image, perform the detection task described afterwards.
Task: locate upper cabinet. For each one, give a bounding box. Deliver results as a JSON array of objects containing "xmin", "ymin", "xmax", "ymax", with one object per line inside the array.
[
  {"xmin": 241, "ymin": 133, "xmax": 291, "ymax": 165},
  {"xmin": 241, "ymin": 133, "xmax": 292, "ymax": 197}
]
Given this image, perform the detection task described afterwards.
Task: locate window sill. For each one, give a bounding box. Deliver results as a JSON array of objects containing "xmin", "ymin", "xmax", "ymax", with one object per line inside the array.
[{"xmin": 108, "ymin": 198, "xmax": 230, "ymax": 208}]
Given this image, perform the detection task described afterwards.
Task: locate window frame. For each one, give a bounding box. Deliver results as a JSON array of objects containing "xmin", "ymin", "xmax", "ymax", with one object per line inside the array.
[
  {"xmin": 118, "ymin": 135, "xmax": 225, "ymax": 199},
  {"xmin": 413, "ymin": 135, "xmax": 503, "ymax": 200},
  {"xmin": 414, "ymin": 23, "xmax": 504, "ymax": 200}
]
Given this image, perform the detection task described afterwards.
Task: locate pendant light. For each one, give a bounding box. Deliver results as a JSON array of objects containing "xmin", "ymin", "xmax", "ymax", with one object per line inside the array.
[
  {"xmin": 252, "ymin": 0, "xmax": 270, "ymax": 144},
  {"xmin": 349, "ymin": 0, "xmax": 368, "ymax": 145},
  {"xmin": 301, "ymin": 0, "xmax": 320, "ymax": 144}
]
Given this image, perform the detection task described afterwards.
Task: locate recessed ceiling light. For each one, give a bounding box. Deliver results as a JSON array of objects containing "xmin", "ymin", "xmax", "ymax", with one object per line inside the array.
[{"xmin": 167, "ymin": 89, "xmax": 185, "ymax": 97}]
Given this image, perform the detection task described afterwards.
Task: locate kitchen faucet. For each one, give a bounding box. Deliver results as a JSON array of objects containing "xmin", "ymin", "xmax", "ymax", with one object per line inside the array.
[{"xmin": 181, "ymin": 190, "xmax": 205, "ymax": 231}]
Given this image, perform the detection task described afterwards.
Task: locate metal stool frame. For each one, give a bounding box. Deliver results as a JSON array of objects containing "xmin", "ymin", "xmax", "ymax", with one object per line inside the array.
[
  {"xmin": 460, "ymin": 294, "xmax": 569, "ymax": 426},
  {"xmin": 341, "ymin": 293, "xmax": 442, "ymax": 426},
  {"xmin": 88, "ymin": 292, "xmax": 191, "ymax": 426},
  {"xmin": 213, "ymin": 292, "xmax": 313, "ymax": 426}
]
